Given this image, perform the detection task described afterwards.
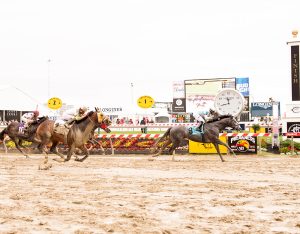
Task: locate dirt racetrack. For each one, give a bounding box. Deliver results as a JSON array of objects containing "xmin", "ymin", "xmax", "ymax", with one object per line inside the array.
[{"xmin": 1, "ymin": 153, "xmax": 300, "ymax": 234}]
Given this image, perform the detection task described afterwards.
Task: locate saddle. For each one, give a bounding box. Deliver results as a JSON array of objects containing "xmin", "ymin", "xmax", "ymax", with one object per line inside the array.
[{"xmin": 188, "ymin": 124, "xmax": 205, "ymax": 135}]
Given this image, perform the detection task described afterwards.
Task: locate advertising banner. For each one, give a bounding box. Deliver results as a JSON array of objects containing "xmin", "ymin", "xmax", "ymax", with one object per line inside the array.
[
  {"xmin": 172, "ymin": 98, "xmax": 186, "ymax": 113},
  {"xmin": 287, "ymin": 122, "xmax": 300, "ymax": 138},
  {"xmin": 189, "ymin": 137, "xmax": 227, "ymax": 154},
  {"xmin": 291, "ymin": 45, "xmax": 300, "ymax": 101},
  {"xmin": 228, "ymin": 135, "xmax": 257, "ymax": 154},
  {"xmin": 184, "ymin": 78, "xmax": 235, "ymax": 114},
  {"xmin": 4, "ymin": 110, "xmax": 21, "ymax": 122},
  {"xmin": 236, "ymin": 77, "xmax": 249, "ymax": 96}
]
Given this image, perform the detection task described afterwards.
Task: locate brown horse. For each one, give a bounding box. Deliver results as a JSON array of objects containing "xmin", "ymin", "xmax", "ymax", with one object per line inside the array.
[
  {"xmin": 0, "ymin": 117, "xmax": 48, "ymax": 157},
  {"xmin": 35, "ymin": 108, "xmax": 111, "ymax": 170}
]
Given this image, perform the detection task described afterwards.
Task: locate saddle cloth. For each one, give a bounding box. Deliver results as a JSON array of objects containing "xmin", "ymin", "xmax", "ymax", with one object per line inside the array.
[{"xmin": 53, "ymin": 125, "xmax": 69, "ymax": 143}]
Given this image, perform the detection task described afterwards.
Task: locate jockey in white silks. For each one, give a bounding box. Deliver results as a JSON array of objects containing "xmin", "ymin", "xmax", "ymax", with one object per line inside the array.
[
  {"xmin": 21, "ymin": 110, "xmax": 39, "ymax": 131},
  {"xmin": 55, "ymin": 106, "xmax": 89, "ymax": 129}
]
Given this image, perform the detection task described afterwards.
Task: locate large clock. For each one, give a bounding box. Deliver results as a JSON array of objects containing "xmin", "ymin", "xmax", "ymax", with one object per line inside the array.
[{"xmin": 214, "ymin": 89, "xmax": 245, "ymax": 116}]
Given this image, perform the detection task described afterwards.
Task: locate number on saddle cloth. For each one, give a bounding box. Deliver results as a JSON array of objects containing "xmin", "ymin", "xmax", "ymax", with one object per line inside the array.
[{"xmin": 18, "ymin": 122, "xmax": 25, "ymax": 133}]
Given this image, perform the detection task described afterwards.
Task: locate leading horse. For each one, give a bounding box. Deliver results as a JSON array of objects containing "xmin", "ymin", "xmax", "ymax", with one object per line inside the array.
[
  {"xmin": 151, "ymin": 115, "xmax": 241, "ymax": 162},
  {"xmin": 35, "ymin": 108, "xmax": 111, "ymax": 169}
]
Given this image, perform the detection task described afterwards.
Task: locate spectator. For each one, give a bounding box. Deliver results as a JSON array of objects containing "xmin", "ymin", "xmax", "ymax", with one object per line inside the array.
[{"xmin": 140, "ymin": 117, "xmax": 147, "ymax": 133}]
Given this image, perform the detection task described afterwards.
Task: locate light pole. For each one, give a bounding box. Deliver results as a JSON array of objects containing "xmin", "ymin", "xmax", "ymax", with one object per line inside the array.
[
  {"xmin": 47, "ymin": 59, "xmax": 51, "ymax": 99},
  {"xmin": 130, "ymin": 82, "xmax": 134, "ymax": 105}
]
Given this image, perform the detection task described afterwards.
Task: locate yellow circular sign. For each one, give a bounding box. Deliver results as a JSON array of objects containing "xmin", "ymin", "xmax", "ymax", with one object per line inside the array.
[
  {"xmin": 137, "ymin": 96, "xmax": 154, "ymax": 108},
  {"xmin": 47, "ymin": 97, "xmax": 62, "ymax": 110}
]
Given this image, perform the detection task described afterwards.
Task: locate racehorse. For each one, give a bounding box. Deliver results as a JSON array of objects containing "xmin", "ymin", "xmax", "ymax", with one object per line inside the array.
[
  {"xmin": 34, "ymin": 108, "xmax": 111, "ymax": 169},
  {"xmin": 151, "ymin": 115, "xmax": 241, "ymax": 162},
  {"xmin": 0, "ymin": 117, "xmax": 48, "ymax": 157}
]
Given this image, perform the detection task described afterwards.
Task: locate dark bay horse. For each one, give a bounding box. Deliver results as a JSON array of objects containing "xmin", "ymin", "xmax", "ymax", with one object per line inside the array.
[
  {"xmin": 35, "ymin": 108, "xmax": 111, "ymax": 169},
  {"xmin": 151, "ymin": 115, "xmax": 241, "ymax": 162},
  {"xmin": 0, "ymin": 117, "xmax": 48, "ymax": 157}
]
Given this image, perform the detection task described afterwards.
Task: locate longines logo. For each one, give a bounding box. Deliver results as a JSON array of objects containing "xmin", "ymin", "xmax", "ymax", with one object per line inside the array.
[
  {"xmin": 288, "ymin": 123, "xmax": 300, "ymax": 133},
  {"xmin": 291, "ymin": 106, "xmax": 300, "ymax": 113}
]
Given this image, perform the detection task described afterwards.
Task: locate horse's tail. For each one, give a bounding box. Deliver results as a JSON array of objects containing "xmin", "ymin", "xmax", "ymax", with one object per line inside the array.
[
  {"xmin": 0, "ymin": 127, "xmax": 8, "ymax": 140},
  {"xmin": 151, "ymin": 127, "xmax": 171, "ymax": 153}
]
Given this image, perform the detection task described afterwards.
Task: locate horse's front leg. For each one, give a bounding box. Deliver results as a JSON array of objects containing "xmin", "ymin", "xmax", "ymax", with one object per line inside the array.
[
  {"xmin": 65, "ymin": 144, "xmax": 76, "ymax": 162},
  {"xmin": 214, "ymin": 138, "xmax": 236, "ymax": 157},
  {"xmin": 75, "ymin": 145, "xmax": 89, "ymax": 162},
  {"xmin": 13, "ymin": 139, "xmax": 29, "ymax": 158},
  {"xmin": 212, "ymin": 143, "xmax": 225, "ymax": 162}
]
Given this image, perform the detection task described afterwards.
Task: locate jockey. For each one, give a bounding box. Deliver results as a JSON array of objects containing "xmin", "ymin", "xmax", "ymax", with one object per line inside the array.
[
  {"xmin": 194, "ymin": 112, "xmax": 206, "ymax": 132},
  {"xmin": 63, "ymin": 106, "xmax": 89, "ymax": 128},
  {"xmin": 21, "ymin": 110, "xmax": 39, "ymax": 131}
]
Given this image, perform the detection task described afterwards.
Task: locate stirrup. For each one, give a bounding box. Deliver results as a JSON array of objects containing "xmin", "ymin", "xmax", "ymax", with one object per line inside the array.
[{"xmin": 64, "ymin": 124, "xmax": 71, "ymax": 129}]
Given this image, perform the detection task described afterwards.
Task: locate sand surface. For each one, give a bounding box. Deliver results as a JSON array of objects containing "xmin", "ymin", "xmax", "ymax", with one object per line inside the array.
[{"xmin": 1, "ymin": 153, "xmax": 300, "ymax": 234}]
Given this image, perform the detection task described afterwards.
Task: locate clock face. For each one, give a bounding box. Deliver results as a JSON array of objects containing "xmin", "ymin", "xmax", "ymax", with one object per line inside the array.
[{"xmin": 214, "ymin": 89, "xmax": 244, "ymax": 116}]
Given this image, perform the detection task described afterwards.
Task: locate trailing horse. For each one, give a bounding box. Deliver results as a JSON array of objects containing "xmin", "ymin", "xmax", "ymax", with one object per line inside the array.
[
  {"xmin": 0, "ymin": 117, "xmax": 48, "ymax": 157},
  {"xmin": 34, "ymin": 108, "xmax": 111, "ymax": 170},
  {"xmin": 151, "ymin": 115, "xmax": 241, "ymax": 162}
]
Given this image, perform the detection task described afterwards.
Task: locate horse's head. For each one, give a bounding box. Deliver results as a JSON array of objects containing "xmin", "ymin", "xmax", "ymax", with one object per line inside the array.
[
  {"xmin": 94, "ymin": 107, "xmax": 112, "ymax": 133},
  {"xmin": 227, "ymin": 116, "xmax": 242, "ymax": 131},
  {"xmin": 99, "ymin": 116, "xmax": 112, "ymax": 133}
]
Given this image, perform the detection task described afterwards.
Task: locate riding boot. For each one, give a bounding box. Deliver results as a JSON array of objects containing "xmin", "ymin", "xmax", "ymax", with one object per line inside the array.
[{"xmin": 64, "ymin": 119, "xmax": 74, "ymax": 129}]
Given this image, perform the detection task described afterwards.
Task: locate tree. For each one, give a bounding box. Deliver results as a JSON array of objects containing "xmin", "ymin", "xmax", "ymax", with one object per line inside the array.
[{"xmin": 252, "ymin": 124, "xmax": 261, "ymax": 133}]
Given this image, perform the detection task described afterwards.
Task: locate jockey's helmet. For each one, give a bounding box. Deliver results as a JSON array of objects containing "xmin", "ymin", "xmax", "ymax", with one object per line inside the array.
[
  {"xmin": 79, "ymin": 106, "xmax": 88, "ymax": 114},
  {"xmin": 33, "ymin": 110, "xmax": 39, "ymax": 117}
]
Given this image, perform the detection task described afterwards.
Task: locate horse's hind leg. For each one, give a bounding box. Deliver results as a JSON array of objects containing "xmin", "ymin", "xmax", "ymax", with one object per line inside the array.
[
  {"xmin": 50, "ymin": 142, "xmax": 65, "ymax": 159},
  {"xmin": 168, "ymin": 141, "xmax": 180, "ymax": 161},
  {"xmin": 152, "ymin": 139, "xmax": 172, "ymax": 157}
]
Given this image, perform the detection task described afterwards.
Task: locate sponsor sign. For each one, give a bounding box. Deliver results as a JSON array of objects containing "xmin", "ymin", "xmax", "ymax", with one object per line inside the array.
[
  {"xmin": 4, "ymin": 110, "xmax": 21, "ymax": 122},
  {"xmin": 0, "ymin": 110, "xmax": 3, "ymax": 122},
  {"xmin": 287, "ymin": 122, "xmax": 300, "ymax": 138},
  {"xmin": 100, "ymin": 107, "xmax": 123, "ymax": 113},
  {"xmin": 184, "ymin": 78, "xmax": 235, "ymax": 113},
  {"xmin": 228, "ymin": 135, "xmax": 257, "ymax": 154},
  {"xmin": 172, "ymin": 98, "xmax": 186, "ymax": 113},
  {"xmin": 285, "ymin": 103, "xmax": 300, "ymax": 118},
  {"xmin": 172, "ymin": 81, "xmax": 185, "ymax": 98},
  {"xmin": 236, "ymin": 77, "xmax": 249, "ymax": 96},
  {"xmin": 251, "ymin": 102, "xmax": 280, "ymax": 117},
  {"xmin": 189, "ymin": 136, "xmax": 227, "ymax": 154}
]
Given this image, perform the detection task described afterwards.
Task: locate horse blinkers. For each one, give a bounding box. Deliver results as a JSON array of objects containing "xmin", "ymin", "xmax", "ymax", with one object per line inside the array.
[{"xmin": 97, "ymin": 112, "xmax": 104, "ymax": 123}]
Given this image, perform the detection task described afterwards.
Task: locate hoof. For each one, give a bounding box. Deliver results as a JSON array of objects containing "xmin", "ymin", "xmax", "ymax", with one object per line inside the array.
[
  {"xmin": 148, "ymin": 157, "xmax": 155, "ymax": 161},
  {"xmin": 38, "ymin": 163, "xmax": 52, "ymax": 170},
  {"xmin": 53, "ymin": 158, "xmax": 65, "ymax": 163}
]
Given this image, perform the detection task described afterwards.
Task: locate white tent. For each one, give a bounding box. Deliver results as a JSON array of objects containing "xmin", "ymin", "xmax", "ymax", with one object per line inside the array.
[{"xmin": 154, "ymin": 110, "xmax": 171, "ymax": 123}]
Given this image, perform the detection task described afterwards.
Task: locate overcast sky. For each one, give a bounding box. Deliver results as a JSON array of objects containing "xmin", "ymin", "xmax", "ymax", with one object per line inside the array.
[{"xmin": 0, "ymin": 0, "xmax": 299, "ymax": 113}]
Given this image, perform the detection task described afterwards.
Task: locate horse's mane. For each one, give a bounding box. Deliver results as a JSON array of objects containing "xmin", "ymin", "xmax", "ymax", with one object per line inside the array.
[
  {"xmin": 206, "ymin": 114, "xmax": 233, "ymax": 123},
  {"xmin": 75, "ymin": 111, "xmax": 94, "ymax": 124}
]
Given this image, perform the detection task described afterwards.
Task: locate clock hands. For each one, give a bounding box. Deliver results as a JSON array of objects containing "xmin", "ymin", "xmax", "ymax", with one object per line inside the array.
[{"xmin": 221, "ymin": 97, "xmax": 230, "ymax": 106}]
